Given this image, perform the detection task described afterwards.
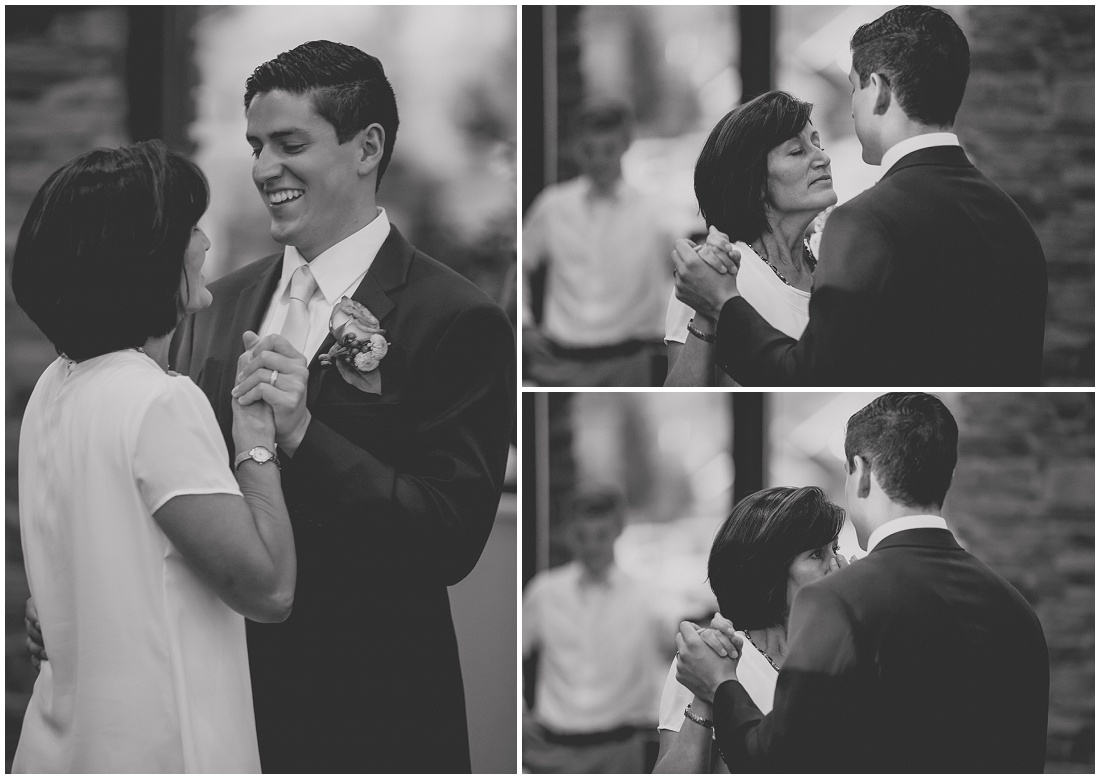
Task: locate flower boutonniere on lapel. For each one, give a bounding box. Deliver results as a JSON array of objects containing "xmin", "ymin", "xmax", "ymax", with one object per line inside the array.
[{"xmin": 318, "ymin": 296, "xmax": 389, "ymax": 395}]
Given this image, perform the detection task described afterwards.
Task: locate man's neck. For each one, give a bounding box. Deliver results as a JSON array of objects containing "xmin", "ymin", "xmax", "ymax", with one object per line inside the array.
[
  {"xmin": 862, "ymin": 502, "xmax": 943, "ymax": 542},
  {"xmin": 296, "ymin": 203, "xmax": 381, "ymax": 262}
]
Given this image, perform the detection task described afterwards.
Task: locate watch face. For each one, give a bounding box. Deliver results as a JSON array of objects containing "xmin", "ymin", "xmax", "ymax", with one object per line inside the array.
[{"xmin": 251, "ymin": 447, "xmax": 274, "ymax": 463}]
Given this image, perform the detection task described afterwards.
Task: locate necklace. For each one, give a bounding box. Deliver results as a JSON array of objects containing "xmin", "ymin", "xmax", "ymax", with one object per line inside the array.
[
  {"xmin": 754, "ymin": 239, "xmax": 817, "ymax": 287},
  {"xmin": 743, "ymin": 629, "xmax": 781, "ymax": 672}
]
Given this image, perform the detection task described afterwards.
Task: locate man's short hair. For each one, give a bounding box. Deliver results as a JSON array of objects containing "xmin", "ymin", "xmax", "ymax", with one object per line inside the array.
[
  {"xmin": 845, "ymin": 392, "xmax": 960, "ymax": 508},
  {"xmin": 244, "ymin": 40, "xmax": 399, "ymax": 186},
  {"xmin": 12, "ymin": 140, "xmax": 208, "ymax": 361},
  {"xmin": 694, "ymin": 90, "xmax": 814, "ymax": 245},
  {"xmin": 850, "ymin": 5, "xmax": 970, "ymax": 127},
  {"xmin": 708, "ymin": 486, "xmax": 845, "ymax": 629}
]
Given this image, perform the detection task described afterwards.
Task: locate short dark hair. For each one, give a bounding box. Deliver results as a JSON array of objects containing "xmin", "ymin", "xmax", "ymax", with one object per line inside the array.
[
  {"xmin": 850, "ymin": 6, "xmax": 970, "ymax": 126},
  {"xmin": 12, "ymin": 140, "xmax": 208, "ymax": 361},
  {"xmin": 569, "ymin": 484, "xmax": 625, "ymax": 525},
  {"xmin": 708, "ymin": 486, "xmax": 845, "ymax": 629},
  {"xmin": 244, "ymin": 40, "xmax": 399, "ymax": 186},
  {"xmin": 694, "ymin": 90, "xmax": 814, "ymax": 245},
  {"xmin": 576, "ymin": 101, "xmax": 633, "ymax": 136},
  {"xmin": 844, "ymin": 392, "xmax": 959, "ymax": 508}
]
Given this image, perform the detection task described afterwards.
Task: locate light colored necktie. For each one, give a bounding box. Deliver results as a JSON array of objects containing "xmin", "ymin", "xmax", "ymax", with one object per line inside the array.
[{"xmin": 280, "ymin": 264, "xmax": 319, "ymax": 356}]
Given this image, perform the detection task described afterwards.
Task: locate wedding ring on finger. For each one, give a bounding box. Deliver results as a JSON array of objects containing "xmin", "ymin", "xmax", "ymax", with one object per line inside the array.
[{"xmin": 269, "ymin": 369, "xmax": 279, "ymax": 387}]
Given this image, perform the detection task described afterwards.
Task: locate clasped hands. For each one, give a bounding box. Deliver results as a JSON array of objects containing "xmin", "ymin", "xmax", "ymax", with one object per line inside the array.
[
  {"xmin": 672, "ymin": 226, "xmax": 742, "ymax": 321},
  {"xmin": 231, "ymin": 331, "xmax": 311, "ymax": 455},
  {"xmin": 675, "ymin": 612, "xmax": 744, "ymax": 704}
]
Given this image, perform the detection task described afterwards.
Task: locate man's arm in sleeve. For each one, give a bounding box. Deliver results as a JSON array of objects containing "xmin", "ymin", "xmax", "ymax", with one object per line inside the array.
[
  {"xmin": 287, "ymin": 301, "xmax": 516, "ymax": 585},
  {"xmin": 714, "ymin": 204, "xmax": 891, "ymax": 385},
  {"xmin": 712, "ymin": 582, "xmax": 864, "ymax": 772}
]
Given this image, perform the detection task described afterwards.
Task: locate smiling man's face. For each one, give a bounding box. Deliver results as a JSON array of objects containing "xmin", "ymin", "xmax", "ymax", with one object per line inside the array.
[{"xmin": 246, "ymin": 89, "xmax": 370, "ymax": 260}]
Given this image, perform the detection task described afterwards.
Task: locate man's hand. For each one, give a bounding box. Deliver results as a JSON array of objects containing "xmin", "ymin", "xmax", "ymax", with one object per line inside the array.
[
  {"xmin": 672, "ymin": 227, "xmax": 742, "ymax": 320},
  {"xmin": 675, "ymin": 620, "xmax": 742, "ymax": 703},
  {"xmin": 232, "ymin": 331, "xmax": 311, "ymax": 455},
  {"xmin": 25, "ymin": 597, "xmax": 46, "ymax": 670}
]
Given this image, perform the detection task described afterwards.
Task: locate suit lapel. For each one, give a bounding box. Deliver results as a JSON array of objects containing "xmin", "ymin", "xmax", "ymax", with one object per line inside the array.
[{"xmin": 307, "ymin": 225, "xmax": 414, "ymax": 403}]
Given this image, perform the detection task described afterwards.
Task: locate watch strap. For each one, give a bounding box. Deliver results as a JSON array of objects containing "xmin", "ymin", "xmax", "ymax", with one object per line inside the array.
[{"xmin": 234, "ymin": 446, "xmax": 281, "ymax": 471}]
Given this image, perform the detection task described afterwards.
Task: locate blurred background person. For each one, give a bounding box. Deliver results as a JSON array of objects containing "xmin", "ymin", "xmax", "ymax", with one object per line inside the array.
[
  {"xmin": 522, "ymin": 102, "xmax": 675, "ymax": 387},
  {"xmin": 522, "ymin": 485, "xmax": 674, "ymax": 773}
]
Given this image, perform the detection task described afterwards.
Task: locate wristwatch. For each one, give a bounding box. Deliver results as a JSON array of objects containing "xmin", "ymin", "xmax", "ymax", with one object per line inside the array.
[{"xmin": 234, "ymin": 445, "xmax": 281, "ymax": 471}]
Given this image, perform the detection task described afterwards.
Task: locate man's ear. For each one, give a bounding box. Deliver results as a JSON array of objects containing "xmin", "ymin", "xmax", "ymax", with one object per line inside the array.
[
  {"xmin": 853, "ymin": 456, "xmax": 873, "ymax": 499},
  {"xmin": 355, "ymin": 123, "xmax": 385, "ymax": 177},
  {"xmin": 870, "ymin": 72, "xmax": 892, "ymax": 116}
]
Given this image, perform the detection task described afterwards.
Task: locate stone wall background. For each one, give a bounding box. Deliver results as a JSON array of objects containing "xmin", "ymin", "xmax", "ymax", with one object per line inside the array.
[
  {"xmin": 950, "ymin": 392, "xmax": 1094, "ymax": 772},
  {"xmin": 956, "ymin": 5, "xmax": 1095, "ymax": 385}
]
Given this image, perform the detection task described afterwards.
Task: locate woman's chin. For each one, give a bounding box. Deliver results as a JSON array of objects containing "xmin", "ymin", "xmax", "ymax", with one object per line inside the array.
[{"xmin": 185, "ymin": 292, "xmax": 214, "ymax": 316}]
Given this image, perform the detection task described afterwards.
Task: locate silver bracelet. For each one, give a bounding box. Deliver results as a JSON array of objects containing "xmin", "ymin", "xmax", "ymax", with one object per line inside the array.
[
  {"xmin": 687, "ymin": 317, "xmax": 717, "ymax": 343},
  {"xmin": 683, "ymin": 704, "xmax": 713, "ymax": 729}
]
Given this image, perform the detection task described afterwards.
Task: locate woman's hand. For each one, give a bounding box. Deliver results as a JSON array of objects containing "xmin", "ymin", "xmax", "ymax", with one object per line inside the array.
[
  {"xmin": 710, "ymin": 611, "xmax": 737, "ymax": 637},
  {"xmin": 231, "ymin": 333, "xmax": 276, "ymax": 452}
]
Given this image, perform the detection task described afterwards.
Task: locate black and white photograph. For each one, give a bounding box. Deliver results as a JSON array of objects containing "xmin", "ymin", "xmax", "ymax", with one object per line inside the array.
[
  {"xmin": 522, "ymin": 391, "xmax": 1094, "ymax": 773},
  {"xmin": 6, "ymin": 5, "xmax": 516, "ymax": 773},
  {"xmin": 521, "ymin": 5, "xmax": 1094, "ymax": 387}
]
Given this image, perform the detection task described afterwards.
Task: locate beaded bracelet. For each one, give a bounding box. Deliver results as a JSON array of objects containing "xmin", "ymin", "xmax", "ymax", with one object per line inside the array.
[
  {"xmin": 683, "ymin": 704, "xmax": 714, "ymax": 729},
  {"xmin": 687, "ymin": 318, "xmax": 717, "ymax": 343}
]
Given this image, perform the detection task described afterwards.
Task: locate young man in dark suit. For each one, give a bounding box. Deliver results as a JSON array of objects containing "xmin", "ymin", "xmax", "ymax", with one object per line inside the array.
[
  {"xmin": 673, "ymin": 6, "xmax": 1047, "ymax": 385},
  {"xmin": 675, "ymin": 393, "xmax": 1050, "ymax": 772},
  {"xmin": 172, "ymin": 41, "xmax": 514, "ymax": 773}
]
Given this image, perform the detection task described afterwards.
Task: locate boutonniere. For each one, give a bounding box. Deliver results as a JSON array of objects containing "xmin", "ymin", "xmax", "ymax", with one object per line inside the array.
[{"xmin": 318, "ymin": 296, "xmax": 389, "ymax": 394}]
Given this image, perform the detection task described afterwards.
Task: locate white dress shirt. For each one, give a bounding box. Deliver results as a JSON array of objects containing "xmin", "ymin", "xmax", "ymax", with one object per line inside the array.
[
  {"xmin": 866, "ymin": 514, "xmax": 949, "ymax": 553},
  {"xmin": 880, "ymin": 132, "xmax": 960, "ymax": 173},
  {"xmin": 523, "ymin": 177, "xmax": 673, "ymax": 347},
  {"xmin": 522, "ymin": 561, "xmax": 671, "ymax": 733},
  {"xmin": 258, "ymin": 208, "xmax": 390, "ymax": 362}
]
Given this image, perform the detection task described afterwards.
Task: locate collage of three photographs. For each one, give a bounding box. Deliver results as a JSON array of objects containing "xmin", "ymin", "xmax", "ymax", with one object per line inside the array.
[{"xmin": 4, "ymin": 4, "xmax": 1095, "ymax": 774}]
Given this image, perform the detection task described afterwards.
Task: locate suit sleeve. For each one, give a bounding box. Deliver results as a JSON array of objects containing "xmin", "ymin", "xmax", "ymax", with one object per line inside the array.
[
  {"xmin": 715, "ymin": 203, "xmax": 892, "ymax": 385},
  {"xmin": 713, "ymin": 583, "xmax": 868, "ymax": 771},
  {"xmin": 285, "ymin": 301, "xmax": 516, "ymax": 586}
]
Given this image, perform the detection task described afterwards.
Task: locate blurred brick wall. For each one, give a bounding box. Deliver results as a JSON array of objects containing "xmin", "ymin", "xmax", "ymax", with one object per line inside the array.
[
  {"xmin": 948, "ymin": 393, "xmax": 1094, "ymax": 772},
  {"xmin": 956, "ymin": 6, "xmax": 1095, "ymax": 386},
  {"xmin": 5, "ymin": 7, "xmax": 131, "ymax": 769}
]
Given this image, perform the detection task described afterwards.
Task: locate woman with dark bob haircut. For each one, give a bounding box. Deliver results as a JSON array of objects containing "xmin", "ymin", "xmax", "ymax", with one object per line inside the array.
[
  {"xmin": 665, "ymin": 91, "xmax": 836, "ymax": 386},
  {"xmin": 12, "ymin": 140, "xmax": 295, "ymax": 773},
  {"xmin": 653, "ymin": 486, "xmax": 848, "ymax": 773}
]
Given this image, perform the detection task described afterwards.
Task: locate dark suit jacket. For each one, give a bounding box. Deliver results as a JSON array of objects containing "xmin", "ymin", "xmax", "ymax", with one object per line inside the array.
[
  {"xmin": 171, "ymin": 225, "xmax": 515, "ymax": 773},
  {"xmin": 712, "ymin": 528, "xmax": 1049, "ymax": 772},
  {"xmin": 717, "ymin": 145, "xmax": 1047, "ymax": 385}
]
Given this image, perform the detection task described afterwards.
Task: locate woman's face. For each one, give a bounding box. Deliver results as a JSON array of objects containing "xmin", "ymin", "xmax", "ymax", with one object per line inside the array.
[
  {"xmin": 787, "ymin": 538, "xmax": 842, "ymax": 609},
  {"xmin": 179, "ymin": 225, "xmax": 213, "ymax": 315},
  {"xmin": 765, "ymin": 122, "xmax": 838, "ymax": 219}
]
